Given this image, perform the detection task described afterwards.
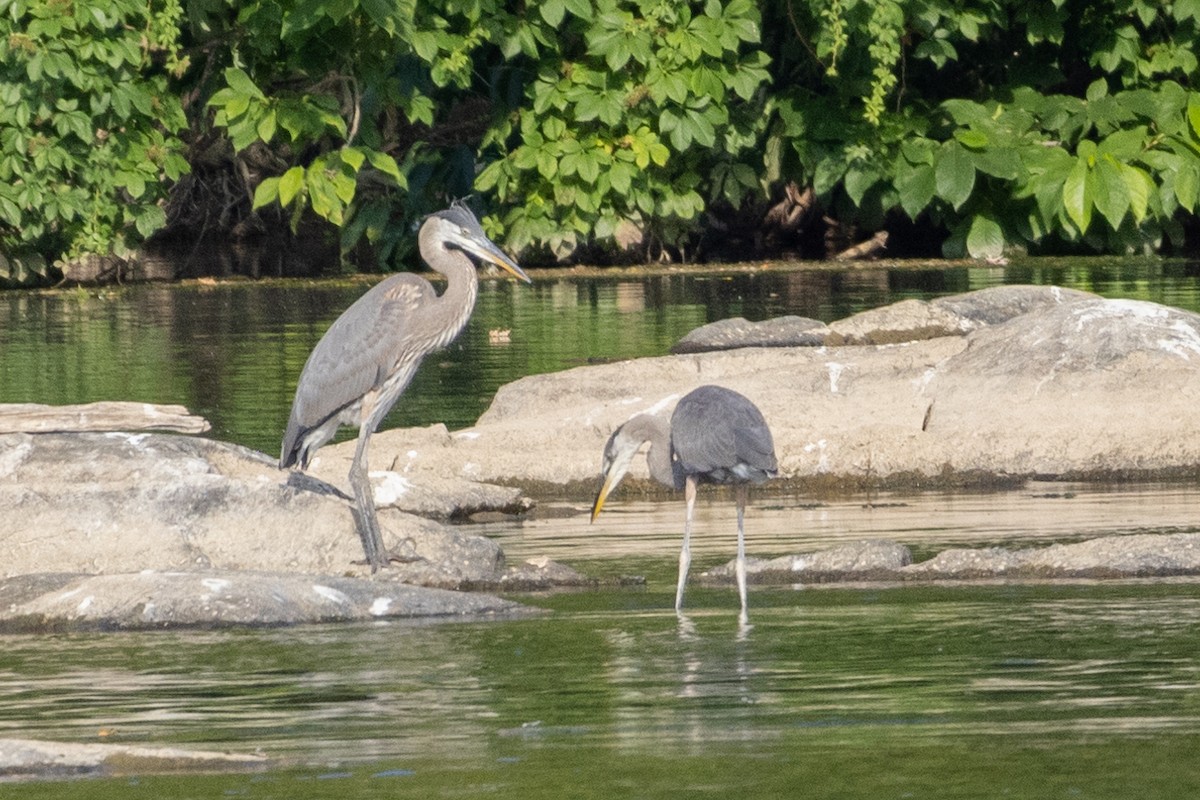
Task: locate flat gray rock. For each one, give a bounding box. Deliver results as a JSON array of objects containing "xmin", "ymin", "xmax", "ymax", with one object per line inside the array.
[
  {"xmin": 932, "ymin": 284, "xmax": 1096, "ymax": 325},
  {"xmin": 0, "ymin": 737, "xmax": 266, "ymax": 781},
  {"xmin": 0, "ymin": 570, "xmax": 534, "ymax": 631},
  {"xmin": 670, "ymin": 315, "xmax": 828, "ymax": 353}
]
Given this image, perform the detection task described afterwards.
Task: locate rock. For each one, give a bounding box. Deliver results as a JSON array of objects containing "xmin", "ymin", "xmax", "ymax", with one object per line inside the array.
[
  {"xmin": 0, "ymin": 737, "xmax": 266, "ymax": 781},
  {"xmin": 921, "ymin": 297, "xmax": 1200, "ymax": 477},
  {"xmin": 371, "ymin": 470, "xmax": 533, "ymax": 520},
  {"xmin": 699, "ymin": 533, "xmax": 1200, "ymax": 585},
  {"xmin": 1017, "ymin": 532, "xmax": 1200, "ymax": 576},
  {"xmin": 670, "ymin": 315, "xmax": 828, "ymax": 353},
  {"xmin": 931, "ymin": 284, "xmax": 1096, "ymax": 325},
  {"xmin": 0, "ymin": 571, "xmax": 532, "ymax": 631},
  {"xmin": 495, "ymin": 556, "xmax": 591, "ymax": 589},
  {"xmin": 903, "ymin": 532, "xmax": 1200, "ymax": 580},
  {"xmin": 0, "ymin": 402, "xmax": 210, "ymax": 434},
  {"xmin": 902, "ymin": 547, "xmax": 1027, "ymax": 577},
  {"xmin": 703, "ymin": 540, "xmax": 913, "ymax": 581},
  {"xmin": 0, "ymin": 432, "xmax": 525, "ymax": 588},
  {"xmin": 825, "ymin": 298, "xmax": 975, "ymax": 345}
]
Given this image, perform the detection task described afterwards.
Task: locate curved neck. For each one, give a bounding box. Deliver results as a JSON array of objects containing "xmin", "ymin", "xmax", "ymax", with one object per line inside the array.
[
  {"xmin": 625, "ymin": 413, "xmax": 682, "ymax": 490},
  {"xmin": 419, "ymin": 227, "xmax": 479, "ymax": 348}
]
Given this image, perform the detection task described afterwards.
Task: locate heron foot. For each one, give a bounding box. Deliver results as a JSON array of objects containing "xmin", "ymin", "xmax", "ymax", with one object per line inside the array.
[{"xmin": 353, "ymin": 537, "xmax": 425, "ymax": 570}]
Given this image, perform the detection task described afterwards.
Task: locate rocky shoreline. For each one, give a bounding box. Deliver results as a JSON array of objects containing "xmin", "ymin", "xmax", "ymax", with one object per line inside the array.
[{"xmin": 2, "ymin": 284, "xmax": 1200, "ymax": 634}]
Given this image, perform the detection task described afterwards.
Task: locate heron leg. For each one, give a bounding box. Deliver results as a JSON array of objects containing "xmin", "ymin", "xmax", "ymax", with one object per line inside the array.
[
  {"xmin": 348, "ymin": 429, "xmax": 388, "ymax": 573},
  {"xmin": 676, "ymin": 475, "xmax": 697, "ymax": 613},
  {"xmin": 735, "ymin": 483, "xmax": 749, "ymax": 623}
]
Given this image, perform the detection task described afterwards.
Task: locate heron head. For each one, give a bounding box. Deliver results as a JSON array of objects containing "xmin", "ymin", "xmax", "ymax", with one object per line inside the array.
[
  {"xmin": 590, "ymin": 423, "xmax": 643, "ymax": 523},
  {"xmin": 428, "ymin": 201, "xmax": 530, "ymax": 283}
]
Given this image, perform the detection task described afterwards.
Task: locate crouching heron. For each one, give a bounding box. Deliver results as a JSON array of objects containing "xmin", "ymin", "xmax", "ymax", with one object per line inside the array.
[
  {"xmin": 280, "ymin": 201, "xmax": 530, "ymax": 572},
  {"xmin": 591, "ymin": 385, "xmax": 778, "ymax": 621}
]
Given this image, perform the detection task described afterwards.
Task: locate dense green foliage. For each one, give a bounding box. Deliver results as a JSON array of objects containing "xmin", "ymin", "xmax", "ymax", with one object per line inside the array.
[
  {"xmin": 0, "ymin": 0, "xmax": 189, "ymax": 281},
  {"xmin": 8, "ymin": 0, "xmax": 1200, "ymax": 278},
  {"xmin": 767, "ymin": 0, "xmax": 1200, "ymax": 259}
]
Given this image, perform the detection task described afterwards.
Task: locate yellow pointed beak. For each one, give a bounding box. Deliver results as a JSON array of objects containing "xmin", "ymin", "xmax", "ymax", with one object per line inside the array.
[
  {"xmin": 470, "ymin": 238, "xmax": 531, "ymax": 284},
  {"xmin": 590, "ymin": 475, "xmax": 616, "ymax": 523}
]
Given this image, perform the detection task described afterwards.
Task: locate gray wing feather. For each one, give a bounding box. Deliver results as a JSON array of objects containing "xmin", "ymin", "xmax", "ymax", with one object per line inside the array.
[
  {"xmin": 283, "ymin": 275, "xmax": 431, "ymax": 447},
  {"xmin": 671, "ymin": 385, "xmax": 777, "ymax": 479}
]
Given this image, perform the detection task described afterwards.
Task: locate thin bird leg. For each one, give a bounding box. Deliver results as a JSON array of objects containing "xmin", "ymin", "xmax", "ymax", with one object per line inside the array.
[
  {"xmin": 348, "ymin": 426, "xmax": 387, "ymax": 573},
  {"xmin": 676, "ymin": 475, "xmax": 697, "ymax": 612},
  {"xmin": 734, "ymin": 483, "xmax": 749, "ymax": 622}
]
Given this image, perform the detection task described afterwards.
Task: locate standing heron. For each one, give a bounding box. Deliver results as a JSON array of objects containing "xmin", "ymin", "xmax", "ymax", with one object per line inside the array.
[
  {"xmin": 280, "ymin": 201, "xmax": 530, "ymax": 572},
  {"xmin": 590, "ymin": 385, "xmax": 778, "ymax": 621}
]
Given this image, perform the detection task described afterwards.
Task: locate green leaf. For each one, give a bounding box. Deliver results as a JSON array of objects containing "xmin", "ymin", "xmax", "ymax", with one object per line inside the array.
[
  {"xmin": 965, "ymin": 214, "xmax": 1004, "ymax": 260},
  {"xmin": 1062, "ymin": 158, "xmax": 1093, "ymax": 233},
  {"xmin": 224, "ymin": 68, "xmax": 265, "ymax": 101},
  {"xmin": 844, "ymin": 167, "xmax": 878, "ymax": 206},
  {"xmin": 1092, "ymin": 157, "xmax": 1130, "ymax": 229},
  {"xmin": 339, "ymin": 148, "xmax": 365, "ymax": 171},
  {"xmin": 256, "ymin": 109, "xmax": 277, "ymax": 143},
  {"xmin": 897, "ymin": 163, "xmax": 936, "ymax": 219},
  {"xmin": 562, "ymin": 0, "xmax": 593, "ymax": 20},
  {"xmin": 1175, "ymin": 161, "xmax": 1200, "ymax": 213},
  {"xmin": 1187, "ymin": 95, "xmax": 1200, "ymax": 139},
  {"xmin": 132, "ymin": 204, "xmax": 166, "ymax": 238},
  {"xmin": 1119, "ymin": 163, "xmax": 1151, "ymax": 223},
  {"xmin": 278, "ymin": 167, "xmax": 305, "ymax": 206},
  {"xmin": 540, "ymin": 0, "xmax": 565, "ymax": 27},
  {"xmin": 253, "ymin": 176, "xmax": 281, "ymax": 209},
  {"xmin": 367, "ymin": 151, "xmax": 406, "ymax": 187},
  {"xmin": 935, "ymin": 142, "xmax": 975, "ymax": 210},
  {"xmin": 954, "ymin": 129, "xmax": 988, "ymax": 149},
  {"xmin": 536, "ymin": 149, "xmax": 558, "ymax": 179}
]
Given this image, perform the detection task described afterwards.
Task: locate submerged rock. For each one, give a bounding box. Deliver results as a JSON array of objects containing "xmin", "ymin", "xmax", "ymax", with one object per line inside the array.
[
  {"xmin": 701, "ymin": 532, "xmax": 1200, "ymax": 584},
  {"xmin": 0, "ymin": 737, "xmax": 267, "ymax": 782},
  {"xmin": 702, "ymin": 540, "xmax": 913, "ymax": 582}
]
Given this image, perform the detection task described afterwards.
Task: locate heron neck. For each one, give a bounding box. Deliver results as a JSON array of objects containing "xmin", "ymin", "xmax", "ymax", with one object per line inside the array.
[
  {"xmin": 419, "ymin": 234, "xmax": 479, "ymax": 348},
  {"xmin": 627, "ymin": 413, "xmax": 682, "ymax": 490}
]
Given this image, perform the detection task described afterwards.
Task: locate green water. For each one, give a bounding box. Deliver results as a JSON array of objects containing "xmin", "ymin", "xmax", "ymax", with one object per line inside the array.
[
  {"xmin": 3, "ymin": 258, "xmax": 1200, "ymax": 455},
  {"xmin": 4, "ymin": 582, "xmax": 1200, "ymax": 797},
  {"xmin": 4, "ymin": 258, "xmax": 1200, "ymax": 794}
]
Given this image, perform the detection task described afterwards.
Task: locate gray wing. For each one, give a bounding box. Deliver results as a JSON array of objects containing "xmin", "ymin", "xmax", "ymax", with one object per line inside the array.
[
  {"xmin": 281, "ymin": 274, "xmax": 433, "ymax": 464},
  {"xmin": 670, "ymin": 385, "xmax": 777, "ymax": 482}
]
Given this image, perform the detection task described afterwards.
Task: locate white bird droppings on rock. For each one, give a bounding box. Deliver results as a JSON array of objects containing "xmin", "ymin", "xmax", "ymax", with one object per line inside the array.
[
  {"xmin": 371, "ymin": 471, "xmax": 414, "ymax": 505},
  {"xmin": 369, "ymin": 597, "xmax": 393, "ymax": 616},
  {"xmin": 826, "ymin": 362, "xmax": 846, "ymax": 393},
  {"xmin": 201, "ymin": 578, "xmax": 230, "ymax": 593}
]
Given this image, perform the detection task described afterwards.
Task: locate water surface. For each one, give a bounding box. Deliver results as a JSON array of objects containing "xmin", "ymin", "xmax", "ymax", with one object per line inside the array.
[
  {"xmin": 3, "ymin": 258, "xmax": 1200, "ymax": 454},
  {"xmin": 3, "ymin": 580, "xmax": 1199, "ymax": 797}
]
